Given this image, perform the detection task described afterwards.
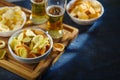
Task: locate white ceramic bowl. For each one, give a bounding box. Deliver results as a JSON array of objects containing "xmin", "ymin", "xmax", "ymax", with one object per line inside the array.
[
  {"xmin": 0, "ymin": 8, "xmax": 26, "ymax": 37},
  {"xmin": 8, "ymin": 28, "xmax": 53, "ymax": 64},
  {"xmin": 66, "ymin": 0, "xmax": 104, "ymax": 25}
]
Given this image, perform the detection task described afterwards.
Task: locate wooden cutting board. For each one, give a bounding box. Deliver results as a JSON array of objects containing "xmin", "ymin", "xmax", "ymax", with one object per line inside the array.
[{"xmin": 0, "ymin": 0, "xmax": 79, "ymax": 80}]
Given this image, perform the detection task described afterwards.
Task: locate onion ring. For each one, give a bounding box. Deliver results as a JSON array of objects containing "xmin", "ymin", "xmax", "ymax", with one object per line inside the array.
[
  {"xmin": 53, "ymin": 43, "xmax": 64, "ymax": 52},
  {"xmin": 0, "ymin": 40, "xmax": 6, "ymax": 48}
]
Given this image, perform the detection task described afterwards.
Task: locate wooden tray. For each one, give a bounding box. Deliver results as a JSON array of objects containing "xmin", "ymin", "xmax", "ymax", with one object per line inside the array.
[{"xmin": 0, "ymin": 1, "xmax": 79, "ymax": 80}]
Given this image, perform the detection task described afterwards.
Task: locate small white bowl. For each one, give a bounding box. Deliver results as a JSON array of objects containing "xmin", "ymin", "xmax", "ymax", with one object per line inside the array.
[
  {"xmin": 8, "ymin": 28, "xmax": 53, "ymax": 64},
  {"xmin": 66, "ymin": 0, "xmax": 104, "ymax": 25},
  {"xmin": 0, "ymin": 9, "xmax": 26, "ymax": 37}
]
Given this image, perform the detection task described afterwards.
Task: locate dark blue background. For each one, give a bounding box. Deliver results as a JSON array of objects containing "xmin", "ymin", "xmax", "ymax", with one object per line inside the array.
[{"xmin": 0, "ymin": 0, "xmax": 120, "ymax": 80}]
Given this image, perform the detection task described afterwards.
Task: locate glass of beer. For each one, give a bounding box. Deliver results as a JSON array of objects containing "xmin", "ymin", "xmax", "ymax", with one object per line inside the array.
[
  {"xmin": 30, "ymin": 0, "xmax": 48, "ymax": 24},
  {"xmin": 45, "ymin": 0, "xmax": 67, "ymax": 39}
]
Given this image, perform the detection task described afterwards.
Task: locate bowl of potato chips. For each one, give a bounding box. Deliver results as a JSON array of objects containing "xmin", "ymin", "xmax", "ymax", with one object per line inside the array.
[
  {"xmin": 0, "ymin": 6, "xmax": 26, "ymax": 37},
  {"xmin": 8, "ymin": 28, "xmax": 53, "ymax": 64},
  {"xmin": 66, "ymin": 0, "xmax": 104, "ymax": 25}
]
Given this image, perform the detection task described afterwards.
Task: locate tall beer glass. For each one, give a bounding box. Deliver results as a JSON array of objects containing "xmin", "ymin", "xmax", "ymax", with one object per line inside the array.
[
  {"xmin": 30, "ymin": 0, "xmax": 48, "ymax": 24},
  {"xmin": 45, "ymin": 0, "xmax": 67, "ymax": 39}
]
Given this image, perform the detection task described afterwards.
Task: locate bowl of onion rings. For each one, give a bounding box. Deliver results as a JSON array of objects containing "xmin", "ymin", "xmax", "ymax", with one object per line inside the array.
[{"xmin": 8, "ymin": 28, "xmax": 53, "ymax": 64}]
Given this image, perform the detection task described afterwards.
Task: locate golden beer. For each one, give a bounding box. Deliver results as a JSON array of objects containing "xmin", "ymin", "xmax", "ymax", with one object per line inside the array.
[
  {"xmin": 31, "ymin": 0, "xmax": 47, "ymax": 24},
  {"xmin": 46, "ymin": 5, "xmax": 65, "ymax": 39}
]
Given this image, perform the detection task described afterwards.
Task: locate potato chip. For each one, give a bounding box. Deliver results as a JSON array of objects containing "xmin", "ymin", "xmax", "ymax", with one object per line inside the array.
[
  {"xmin": 2, "ymin": 9, "xmax": 14, "ymax": 20},
  {"xmin": 30, "ymin": 48, "xmax": 38, "ymax": 54},
  {"xmin": 91, "ymin": 1, "xmax": 100, "ymax": 8},
  {"xmin": 89, "ymin": 12, "xmax": 99, "ymax": 18},
  {"xmin": 94, "ymin": 6, "xmax": 101, "ymax": 13},
  {"xmin": 79, "ymin": 3, "xmax": 89, "ymax": 12},
  {"xmin": 89, "ymin": 6, "xmax": 96, "ymax": 14},
  {"xmin": 78, "ymin": 12, "xmax": 89, "ymax": 19},
  {"xmin": 0, "ymin": 16, "xmax": 2, "ymax": 21},
  {"xmin": 10, "ymin": 37, "xmax": 21, "ymax": 50},
  {"xmin": 70, "ymin": 11, "xmax": 76, "ymax": 17},
  {"xmin": 25, "ymin": 29, "xmax": 36, "ymax": 37},
  {"xmin": 22, "ymin": 37, "xmax": 32, "ymax": 43},
  {"xmin": 19, "ymin": 49, "xmax": 28, "ymax": 58},
  {"xmin": 17, "ymin": 33, "xmax": 24, "ymax": 41},
  {"xmin": 0, "ymin": 7, "xmax": 9, "ymax": 15},
  {"xmin": 30, "ymin": 42, "xmax": 34, "ymax": 50},
  {"xmin": 39, "ymin": 37, "xmax": 49, "ymax": 48},
  {"xmin": 33, "ymin": 36, "xmax": 44, "ymax": 49},
  {"xmin": 0, "ymin": 23, "xmax": 9, "ymax": 32},
  {"xmin": 32, "ymin": 35, "xmax": 43, "ymax": 44}
]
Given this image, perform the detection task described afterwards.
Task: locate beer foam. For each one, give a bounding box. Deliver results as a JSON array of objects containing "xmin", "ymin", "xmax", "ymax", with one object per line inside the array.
[
  {"xmin": 46, "ymin": 5, "xmax": 65, "ymax": 17},
  {"xmin": 31, "ymin": 0, "xmax": 44, "ymax": 4}
]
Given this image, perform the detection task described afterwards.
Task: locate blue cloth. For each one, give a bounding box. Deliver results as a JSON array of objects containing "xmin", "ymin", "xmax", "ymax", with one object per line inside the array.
[
  {"xmin": 40, "ymin": 0, "xmax": 120, "ymax": 80},
  {"xmin": 0, "ymin": 0, "xmax": 120, "ymax": 80}
]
